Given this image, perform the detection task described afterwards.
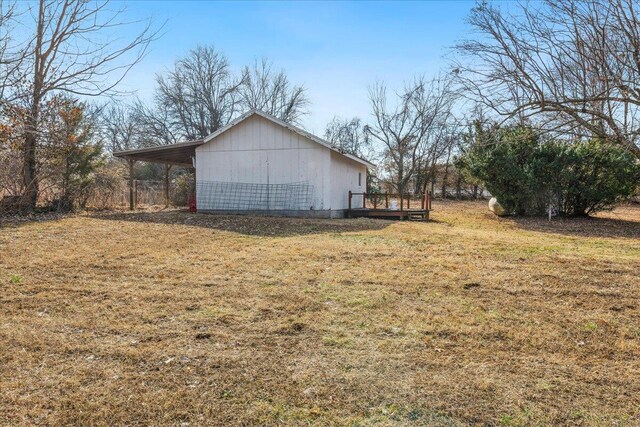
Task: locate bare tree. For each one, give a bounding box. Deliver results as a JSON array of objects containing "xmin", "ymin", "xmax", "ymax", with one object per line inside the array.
[
  {"xmin": 154, "ymin": 45, "xmax": 244, "ymax": 140},
  {"xmin": 131, "ymin": 100, "xmax": 183, "ymax": 146},
  {"xmin": 0, "ymin": 1, "xmax": 22, "ymax": 102},
  {"xmin": 1, "ymin": 0, "xmax": 157, "ymax": 210},
  {"xmin": 102, "ymin": 100, "xmax": 181, "ymax": 152},
  {"xmin": 324, "ymin": 116, "xmax": 372, "ymax": 159},
  {"xmin": 146, "ymin": 48, "xmax": 310, "ymax": 143},
  {"xmin": 455, "ymin": 0, "xmax": 640, "ymax": 158},
  {"xmin": 241, "ymin": 58, "xmax": 309, "ymax": 124},
  {"xmin": 366, "ymin": 76, "xmax": 456, "ymax": 194},
  {"xmin": 102, "ymin": 104, "xmax": 142, "ymax": 153}
]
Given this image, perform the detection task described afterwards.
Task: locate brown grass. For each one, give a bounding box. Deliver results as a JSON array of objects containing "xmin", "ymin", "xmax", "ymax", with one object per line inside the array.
[{"xmin": 1, "ymin": 201, "xmax": 639, "ymax": 426}]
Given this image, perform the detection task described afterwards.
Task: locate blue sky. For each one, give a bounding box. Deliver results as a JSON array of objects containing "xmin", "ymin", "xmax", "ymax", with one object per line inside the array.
[{"xmin": 119, "ymin": 1, "xmax": 476, "ymax": 134}]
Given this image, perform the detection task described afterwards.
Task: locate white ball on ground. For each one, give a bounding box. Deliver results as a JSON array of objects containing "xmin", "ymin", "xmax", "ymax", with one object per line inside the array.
[{"xmin": 488, "ymin": 197, "xmax": 508, "ymax": 216}]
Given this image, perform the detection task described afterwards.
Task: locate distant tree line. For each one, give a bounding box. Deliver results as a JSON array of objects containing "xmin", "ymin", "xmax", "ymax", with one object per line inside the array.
[
  {"xmin": 323, "ymin": 0, "xmax": 640, "ymax": 212},
  {"xmin": 1, "ymin": 0, "xmax": 638, "ymax": 216}
]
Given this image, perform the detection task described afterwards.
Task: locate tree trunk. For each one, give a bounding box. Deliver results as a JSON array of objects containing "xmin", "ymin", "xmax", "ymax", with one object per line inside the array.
[
  {"xmin": 441, "ymin": 146, "xmax": 452, "ymax": 199},
  {"xmin": 440, "ymin": 165, "xmax": 448, "ymax": 199},
  {"xmin": 396, "ymin": 155, "xmax": 404, "ymax": 196},
  {"xmin": 21, "ymin": 130, "xmax": 38, "ymax": 211},
  {"xmin": 430, "ymin": 173, "xmax": 436, "ymax": 196},
  {"xmin": 455, "ymin": 174, "xmax": 463, "ymax": 199},
  {"xmin": 21, "ymin": 0, "xmax": 45, "ymax": 212}
]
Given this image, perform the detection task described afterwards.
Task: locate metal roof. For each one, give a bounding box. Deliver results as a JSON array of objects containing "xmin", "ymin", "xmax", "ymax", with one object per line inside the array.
[
  {"xmin": 112, "ymin": 110, "xmax": 376, "ymax": 169},
  {"xmin": 113, "ymin": 140, "xmax": 204, "ymax": 166}
]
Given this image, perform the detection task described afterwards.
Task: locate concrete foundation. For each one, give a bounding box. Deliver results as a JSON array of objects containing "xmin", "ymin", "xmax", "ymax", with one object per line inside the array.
[{"xmin": 198, "ymin": 209, "xmax": 348, "ymax": 219}]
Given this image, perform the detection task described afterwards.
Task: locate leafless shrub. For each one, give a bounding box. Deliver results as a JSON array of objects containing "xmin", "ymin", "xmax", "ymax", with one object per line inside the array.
[
  {"xmin": 0, "ymin": 147, "xmax": 23, "ymax": 198},
  {"xmin": 85, "ymin": 161, "xmax": 128, "ymax": 210}
]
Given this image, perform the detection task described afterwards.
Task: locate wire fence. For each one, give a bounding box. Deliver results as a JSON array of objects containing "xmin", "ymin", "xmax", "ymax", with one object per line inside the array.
[{"xmin": 196, "ymin": 180, "xmax": 314, "ymax": 211}]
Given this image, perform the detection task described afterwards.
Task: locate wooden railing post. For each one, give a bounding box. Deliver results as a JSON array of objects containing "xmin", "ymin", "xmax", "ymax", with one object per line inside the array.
[
  {"xmin": 363, "ymin": 193, "xmax": 366, "ymax": 209},
  {"xmin": 373, "ymin": 194, "xmax": 377, "ymax": 209},
  {"xmin": 407, "ymin": 195, "xmax": 410, "ymax": 209},
  {"xmin": 385, "ymin": 194, "xmax": 389, "ymax": 209},
  {"xmin": 400, "ymin": 194, "xmax": 404, "ymax": 211},
  {"xmin": 348, "ymin": 191, "xmax": 352, "ymax": 210},
  {"xmin": 422, "ymin": 193, "xmax": 426, "ymax": 210}
]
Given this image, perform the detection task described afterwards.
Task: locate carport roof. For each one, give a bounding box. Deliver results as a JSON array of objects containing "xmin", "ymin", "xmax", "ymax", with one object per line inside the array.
[{"xmin": 113, "ymin": 139, "xmax": 204, "ymax": 167}]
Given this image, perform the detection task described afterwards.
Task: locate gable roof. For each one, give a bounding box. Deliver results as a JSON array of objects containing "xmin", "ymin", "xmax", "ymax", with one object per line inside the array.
[{"xmin": 203, "ymin": 109, "xmax": 375, "ymax": 168}]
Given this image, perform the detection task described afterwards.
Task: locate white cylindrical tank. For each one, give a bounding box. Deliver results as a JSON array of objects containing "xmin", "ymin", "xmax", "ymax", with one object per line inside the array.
[{"xmin": 488, "ymin": 197, "xmax": 508, "ymax": 216}]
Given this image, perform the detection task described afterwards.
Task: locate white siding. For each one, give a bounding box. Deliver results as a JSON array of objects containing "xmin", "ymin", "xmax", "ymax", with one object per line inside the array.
[
  {"xmin": 195, "ymin": 114, "xmax": 331, "ymax": 210},
  {"xmin": 330, "ymin": 151, "xmax": 367, "ymax": 210}
]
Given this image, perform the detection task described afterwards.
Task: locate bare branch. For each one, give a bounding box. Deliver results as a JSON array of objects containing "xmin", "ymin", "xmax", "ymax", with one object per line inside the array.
[{"xmin": 455, "ymin": 0, "xmax": 640, "ymax": 158}]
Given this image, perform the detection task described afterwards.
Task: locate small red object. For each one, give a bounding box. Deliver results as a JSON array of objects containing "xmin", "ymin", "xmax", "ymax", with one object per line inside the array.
[{"xmin": 188, "ymin": 194, "xmax": 197, "ymax": 212}]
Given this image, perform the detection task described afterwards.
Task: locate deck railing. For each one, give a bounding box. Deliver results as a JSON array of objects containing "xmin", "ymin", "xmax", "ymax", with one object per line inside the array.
[{"xmin": 348, "ymin": 191, "xmax": 432, "ymax": 211}]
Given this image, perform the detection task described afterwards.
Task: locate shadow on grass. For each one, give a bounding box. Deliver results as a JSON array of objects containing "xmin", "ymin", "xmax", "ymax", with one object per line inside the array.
[
  {"xmin": 0, "ymin": 211, "xmax": 71, "ymax": 229},
  {"xmin": 90, "ymin": 209, "xmax": 393, "ymax": 237},
  {"xmin": 507, "ymin": 214, "xmax": 640, "ymax": 239}
]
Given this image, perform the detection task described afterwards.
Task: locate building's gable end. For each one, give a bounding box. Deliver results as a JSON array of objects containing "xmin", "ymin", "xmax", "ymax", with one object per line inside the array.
[
  {"xmin": 198, "ymin": 113, "xmax": 324, "ymax": 154},
  {"xmin": 199, "ymin": 110, "xmax": 373, "ymax": 168}
]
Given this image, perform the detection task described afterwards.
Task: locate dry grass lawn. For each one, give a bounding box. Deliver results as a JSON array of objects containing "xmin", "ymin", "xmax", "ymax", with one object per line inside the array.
[{"xmin": 1, "ymin": 201, "xmax": 639, "ymax": 426}]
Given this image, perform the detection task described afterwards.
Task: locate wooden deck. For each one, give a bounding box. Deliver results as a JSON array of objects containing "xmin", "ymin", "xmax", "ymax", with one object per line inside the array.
[
  {"xmin": 347, "ymin": 191, "xmax": 432, "ymax": 221},
  {"xmin": 347, "ymin": 208, "xmax": 429, "ymax": 221}
]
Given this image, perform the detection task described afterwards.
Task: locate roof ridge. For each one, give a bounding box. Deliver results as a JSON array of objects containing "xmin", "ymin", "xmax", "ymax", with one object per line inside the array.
[{"xmin": 203, "ymin": 110, "xmax": 376, "ymax": 168}]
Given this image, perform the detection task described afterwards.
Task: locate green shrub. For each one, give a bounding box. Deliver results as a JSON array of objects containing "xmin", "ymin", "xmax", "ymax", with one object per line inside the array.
[{"xmin": 456, "ymin": 126, "xmax": 640, "ymax": 216}]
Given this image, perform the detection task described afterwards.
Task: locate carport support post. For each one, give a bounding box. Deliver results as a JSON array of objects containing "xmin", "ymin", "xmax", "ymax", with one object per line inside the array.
[
  {"xmin": 164, "ymin": 164, "xmax": 172, "ymax": 207},
  {"xmin": 127, "ymin": 158, "xmax": 136, "ymax": 210}
]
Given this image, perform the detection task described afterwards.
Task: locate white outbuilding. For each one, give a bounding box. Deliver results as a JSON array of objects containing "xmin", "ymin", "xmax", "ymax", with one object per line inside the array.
[{"xmin": 115, "ymin": 109, "xmax": 373, "ymax": 218}]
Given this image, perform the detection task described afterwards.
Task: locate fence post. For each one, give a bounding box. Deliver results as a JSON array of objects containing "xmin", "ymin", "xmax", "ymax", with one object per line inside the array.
[
  {"xmin": 385, "ymin": 194, "xmax": 389, "ymax": 209},
  {"xmin": 407, "ymin": 195, "xmax": 410, "ymax": 209},
  {"xmin": 134, "ymin": 180, "xmax": 138, "ymax": 208},
  {"xmin": 400, "ymin": 194, "xmax": 404, "ymax": 211},
  {"xmin": 363, "ymin": 193, "xmax": 366, "ymax": 209},
  {"xmin": 127, "ymin": 159, "xmax": 135, "ymax": 210},
  {"xmin": 348, "ymin": 191, "xmax": 352, "ymax": 210},
  {"xmin": 164, "ymin": 164, "xmax": 172, "ymax": 207},
  {"xmin": 373, "ymin": 194, "xmax": 377, "ymax": 209}
]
